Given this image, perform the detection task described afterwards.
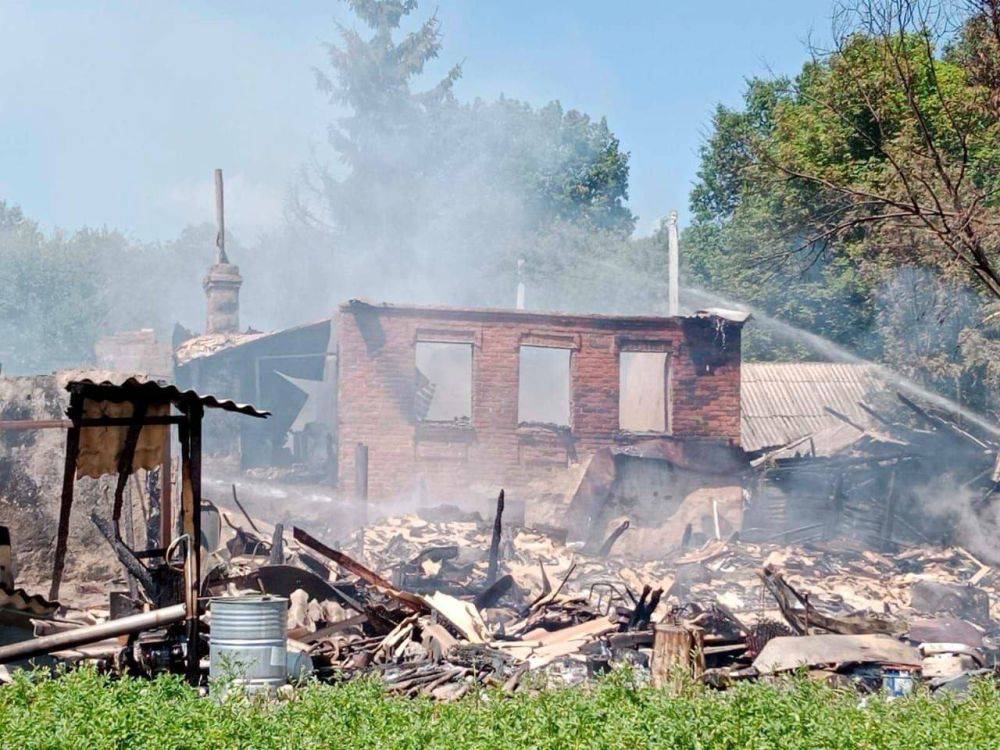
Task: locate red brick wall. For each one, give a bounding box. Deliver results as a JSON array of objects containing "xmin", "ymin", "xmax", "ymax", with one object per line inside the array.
[{"xmin": 337, "ymin": 303, "xmax": 742, "ymax": 500}]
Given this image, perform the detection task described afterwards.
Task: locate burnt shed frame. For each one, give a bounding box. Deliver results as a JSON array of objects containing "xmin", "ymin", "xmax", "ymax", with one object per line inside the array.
[{"xmin": 49, "ymin": 378, "xmax": 268, "ymax": 683}]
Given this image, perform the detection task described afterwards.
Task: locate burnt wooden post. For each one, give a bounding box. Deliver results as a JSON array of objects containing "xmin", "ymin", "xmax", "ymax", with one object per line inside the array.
[
  {"xmin": 486, "ymin": 489, "xmax": 504, "ymax": 585},
  {"xmin": 179, "ymin": 402, "xmax": 204, "ymax": 684},
  {"xmin": 145, "ymin": 467, "xmax": 161, "ymax": 548},
  {"xmin": 112, "ymin": 403, "xmax": 148, "ymax": 534},
  {"xmin": 49, "ymin": 393, "xmax": 84, "ymax": 601},
  {"xmin": 651, "ymin": 623, "xmax": 694, "ymax": 689},
  {"xmin": 122, "ymin": 493, "xmax": 139, "ymax": 600},
  {"xmin": 597, "ymin": 519, "xmax": 630, "ymax": 557},
  {"xmin": 159, "ymin": 438, "xmax": 172, "ymax": 549},
  {"xmin": 112, "ymin": 403, "xmax": 148, "ymax": 601}
]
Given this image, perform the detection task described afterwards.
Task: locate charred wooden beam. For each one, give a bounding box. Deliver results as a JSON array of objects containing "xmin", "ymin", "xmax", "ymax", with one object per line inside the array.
[
  {"xmin": 474, "ymin": 574, "xmax": 513, "ymax": 610},
  {"xmin": 112, "ymin": 402, "xmax": 148, "ymax": 545},
  {"xmin": 759, "ymin": 565, "xmax": 899, "ymax": 635},
  {"xmin": 597, "ymin": 519, "xmax": 630, "ymax": 557},
  {"xmin": 230, "ymin": 484, "xmax": 261, "ymax": 534},
  {"xmin": 160, "ymin": 441, "xmax": 172, "ymax": 550},
  {"xmin": 627, "ymin": 585, "xmax": 651, "ymax": 630},
  {"xmin": 91, "ymin": 512, "xmax": 157, "ymax": 601},
  {"xmin": 857, "ymin": 401, "xmax": 896, "ymax": 429},
  {"xmin": 409, "ymin": 546, "xmax": 459, "ymax": 567},
  {"xmin": 49, "ymin": 393, "xmax": 84, "ymax": 602},
  {"xmin": 178, "ymin": 403, "xmax": 203, "ymax": 685},
  {"xmin": 293, "ymin": 526, "xmax": 430, "ymax": 615},
  {"xmin": 269, "ymin": 523, "xmax": 284, "ymax": 565},
  {"xmin": 823, "ymin": 406, "xmax": 866, "ymax": 433},
  {"xmin": 486, "ymin": 489, "xmax": 504, "ymax": 585},
  {"xmin": 897, "ymin": 393, "xmax": 991, "ymax": 450}
]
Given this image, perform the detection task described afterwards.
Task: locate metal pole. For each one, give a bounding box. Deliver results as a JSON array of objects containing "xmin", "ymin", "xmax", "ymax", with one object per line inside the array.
[
  {"xmin": 214, "ymin": 168, "xmax": 227, "ymax": 264},
  {"xmin": 0, "ymin": 604, "xmax": 186, "ymax": 665},
  {"xmin": 667, "ymin": 211, "xmax": 679, "ymax": 316}
]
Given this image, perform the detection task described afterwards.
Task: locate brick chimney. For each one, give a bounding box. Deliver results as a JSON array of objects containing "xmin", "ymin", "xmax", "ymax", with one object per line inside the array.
[{"xmin": 203, "ymin": 169, "xmax": 242, "ymax": 334}]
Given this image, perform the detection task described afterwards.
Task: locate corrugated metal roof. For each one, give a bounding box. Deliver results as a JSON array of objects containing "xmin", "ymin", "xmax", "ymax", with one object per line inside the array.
[
  {"xmin": 741, "ymin": 363, "xmax": 881, "ymax": 453},
  {"xmin": 67, "ymin": 377, "xmax": 269, "ymax": 418},
  {"xmin": 0, "ymin": 585, "xmax": 59, "ymax": 617}
]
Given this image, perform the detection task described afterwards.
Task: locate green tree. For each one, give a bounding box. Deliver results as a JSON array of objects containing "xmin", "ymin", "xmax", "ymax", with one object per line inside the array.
[
  {"xmin": 0, "ymin": 202, "xmax": 110, "ymax": 373},
  {"xmin": 684, "ymin": 0, "xmax": 1000, "ymax": 414},
  {"xmin": 293, "ymin": 0, "xmax": 634, "ymax": 306}
]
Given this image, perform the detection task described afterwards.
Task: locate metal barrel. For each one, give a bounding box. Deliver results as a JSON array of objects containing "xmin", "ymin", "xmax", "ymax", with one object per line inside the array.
[{"xmin": 209, "ymin": 595, "xmax": 288, "ymax": 694}]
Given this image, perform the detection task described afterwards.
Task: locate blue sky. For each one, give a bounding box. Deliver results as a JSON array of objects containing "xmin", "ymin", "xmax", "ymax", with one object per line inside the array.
[{"xmin": 0, "ymin": 1, "xmax": 831, "ymax": 242}]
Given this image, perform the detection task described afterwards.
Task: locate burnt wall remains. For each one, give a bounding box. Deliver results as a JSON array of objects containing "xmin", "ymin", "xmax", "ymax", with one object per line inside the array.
[{"xmin": 336, "ymin": 302, "xmax": 743, "ymax": 501}]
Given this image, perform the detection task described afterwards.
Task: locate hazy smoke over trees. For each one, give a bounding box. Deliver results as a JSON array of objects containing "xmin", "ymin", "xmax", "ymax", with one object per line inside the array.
[
  {"xmin": 281, "ymin": 0, "xmax": 640, "ymax": 312},
  {"xmin": 0, "ymin": 0, "xmax": 663, "ymax": 374}
]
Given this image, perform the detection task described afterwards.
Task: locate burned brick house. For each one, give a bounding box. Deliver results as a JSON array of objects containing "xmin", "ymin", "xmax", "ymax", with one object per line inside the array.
[
  {"xmin": 336, "ymin": 300, "xmax": 746, "ymax": 501},
  {"xmin": 175, "ymin": 294, "xmax": 746, "ymax": 504},
  {"xmin": 170, "ymin": 220, "xmax": 747, "ymax": 504}
]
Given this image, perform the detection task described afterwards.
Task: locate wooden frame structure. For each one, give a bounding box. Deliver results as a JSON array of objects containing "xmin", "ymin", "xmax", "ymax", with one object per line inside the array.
[{"xmin": 48, "ymin": 377, "xmax": 267, "ymax": 682}]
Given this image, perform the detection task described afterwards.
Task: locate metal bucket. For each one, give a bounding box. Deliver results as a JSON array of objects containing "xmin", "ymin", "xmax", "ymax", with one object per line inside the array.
[{"xmin": 209, "ymin": 595, "xmax": 288, "ymax": 694}]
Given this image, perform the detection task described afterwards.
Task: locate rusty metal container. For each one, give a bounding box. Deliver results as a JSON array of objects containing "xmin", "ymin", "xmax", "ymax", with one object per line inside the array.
[{"xmin": 209, "ymin": 595, "xmax": 287, "ymax": 694}]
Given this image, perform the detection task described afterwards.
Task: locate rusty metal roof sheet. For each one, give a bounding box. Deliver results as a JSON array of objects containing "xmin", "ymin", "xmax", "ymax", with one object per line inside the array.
[
  {"xmin": 741, "ymin": 363, "xmax": 881, "ymax": 454},
  {"xmin": 0, "ymin": 585, "xmax": 59, "ymax": 617},
  {"xmin": 67, "ymin": 377, "xmax": 269, "ymax": 418}
]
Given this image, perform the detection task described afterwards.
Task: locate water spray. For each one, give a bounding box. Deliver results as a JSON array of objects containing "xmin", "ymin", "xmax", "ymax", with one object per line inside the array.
[{"xmin": 682, "ymin": 286, "xmax": 1000, "ymax": 439}]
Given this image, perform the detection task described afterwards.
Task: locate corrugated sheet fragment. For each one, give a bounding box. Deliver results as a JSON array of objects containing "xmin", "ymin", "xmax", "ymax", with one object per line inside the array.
[{"xmin": 741, "ymin": 363, "xmax": 880, "ymax": 453}]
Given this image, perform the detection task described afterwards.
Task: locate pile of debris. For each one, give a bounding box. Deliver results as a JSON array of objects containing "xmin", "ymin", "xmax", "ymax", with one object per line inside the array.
[
  {"xmin": 190, "ymin": 490, "xmax": 998, "ymax": 697},
  {"xmin": 744, "ymin": 394, "xmax": 1000, "ymax": 560},
  {"xmin": 2, "ymin": 472, "xmax": 998, "ymax": 699}
]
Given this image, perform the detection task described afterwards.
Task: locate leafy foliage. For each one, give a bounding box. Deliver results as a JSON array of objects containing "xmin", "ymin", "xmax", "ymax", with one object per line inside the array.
[
  {"xmin": 683, "ymin": 0, "xmax": 1000, "ymax": 414},
  {"xmin": 0, "ymin": 203, "xmax": 225, "ymax": 374},
  {"xmin": 0, "ymin": 203, "xmax": 114, "ymax": 373},
  {"xmin": 0, "ymin": 668, "xmax": 997, "ymax": 750}
]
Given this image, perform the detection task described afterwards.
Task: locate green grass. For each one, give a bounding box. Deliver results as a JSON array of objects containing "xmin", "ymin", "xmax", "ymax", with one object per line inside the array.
[{"xmin": 0, "ymin": 668, "xmax": 997, "ymax": 749}]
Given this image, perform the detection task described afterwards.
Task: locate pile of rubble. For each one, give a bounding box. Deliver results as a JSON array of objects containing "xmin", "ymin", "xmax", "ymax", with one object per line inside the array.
[
  {"xmin": 2, "ymin": 483, "xmax": 998, "ymax": 698},
  {"xmin": 198, "ymin": 489, "xmax": 998, "ymax": 697}
]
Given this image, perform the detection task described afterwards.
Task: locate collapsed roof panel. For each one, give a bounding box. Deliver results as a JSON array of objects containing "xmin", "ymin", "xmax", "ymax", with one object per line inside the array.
[
  {"xmin": 741, "ymin": 363, "xmax": 882, "ymax": 454},
  {"xmin": 67, "ymin": 377, "xmax": 270, "ymax": 418}
]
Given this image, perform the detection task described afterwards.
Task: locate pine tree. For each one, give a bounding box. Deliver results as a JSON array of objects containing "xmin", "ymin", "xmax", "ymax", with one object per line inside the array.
[
  {"xmin": 299, "ymin": 0, "xmax": 461, "ymax": 272},
  {"xmin": 294, "ymin": 0, "xmax": 634, "ymax": 305}
]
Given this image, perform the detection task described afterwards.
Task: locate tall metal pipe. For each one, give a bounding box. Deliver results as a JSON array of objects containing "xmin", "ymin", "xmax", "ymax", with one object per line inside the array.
[
  {"xmin": 667, "ymin": 211, "xmax": 679, "ymax": 316},
  {"xmin": 214, "ymin": 168, "xmax": 227, "ymax": 264}
]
